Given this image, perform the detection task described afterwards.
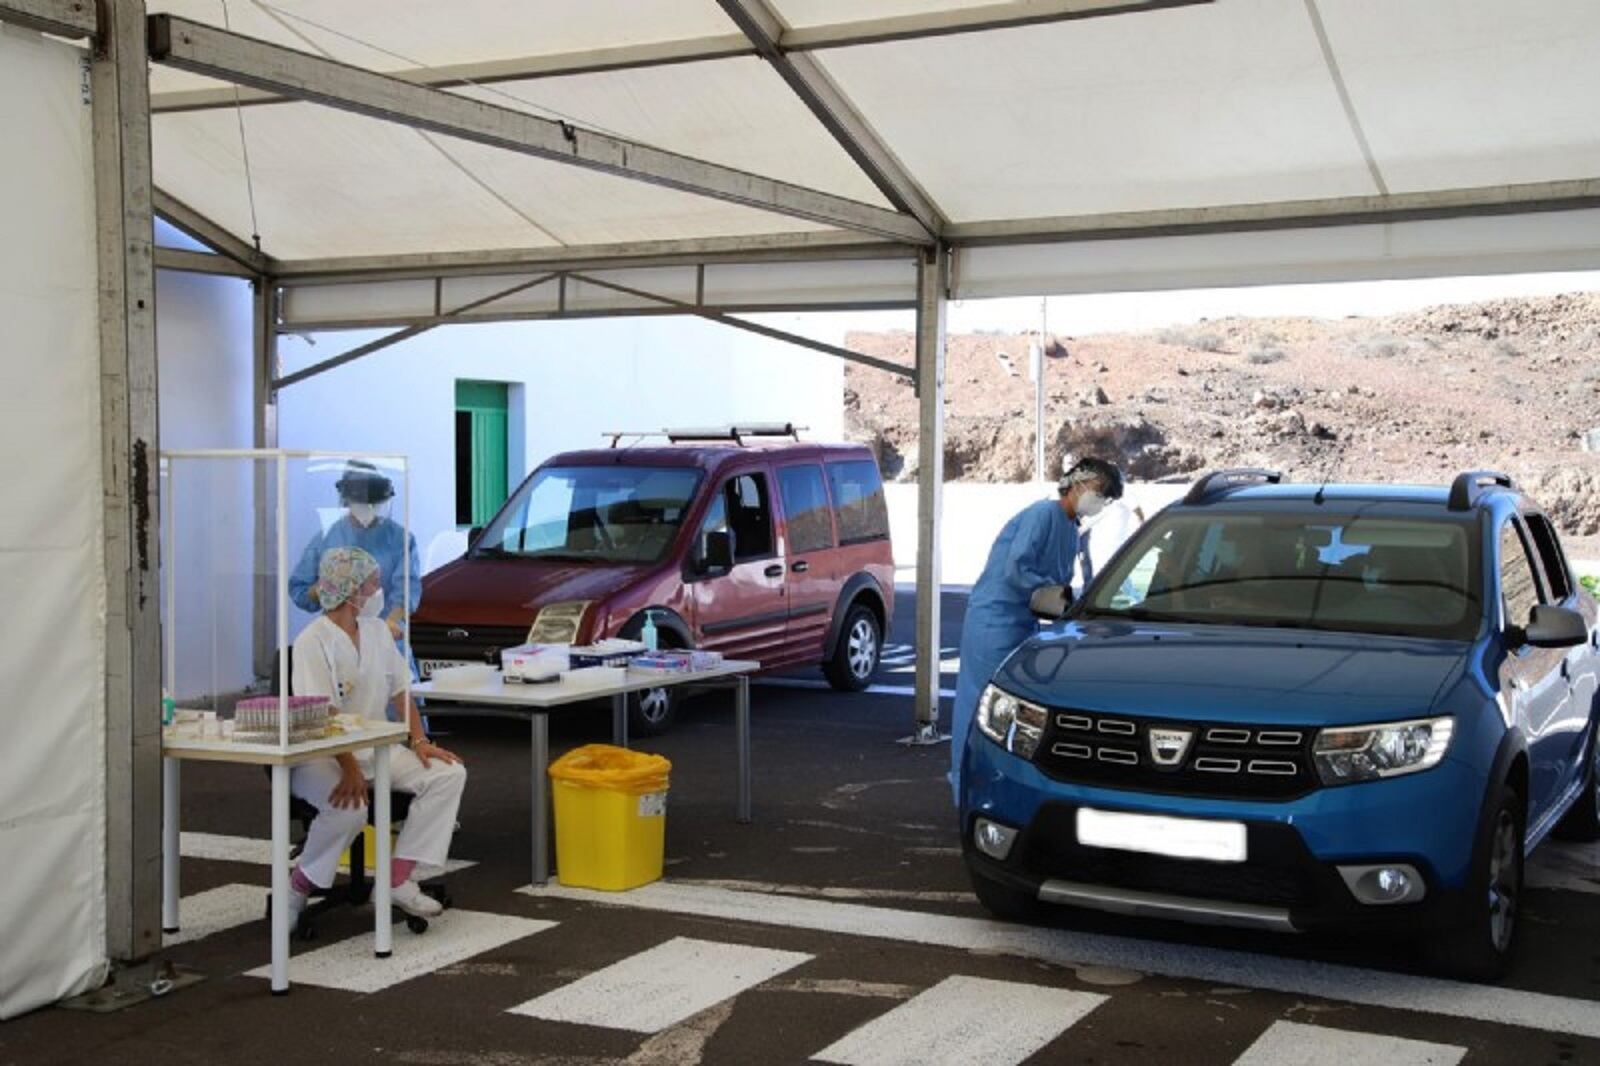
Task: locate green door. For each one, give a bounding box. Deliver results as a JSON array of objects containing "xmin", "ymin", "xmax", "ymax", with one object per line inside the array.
[{"xmin": 455, "ymin": 380, "xmax": 509, "ymax": 527}]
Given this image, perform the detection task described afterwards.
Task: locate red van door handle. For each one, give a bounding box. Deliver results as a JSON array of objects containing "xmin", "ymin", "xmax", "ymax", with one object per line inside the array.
[
  {"xmin": 791, "ymin": 560, "xmax": 810, "ymax": 573},
  {"xmin": 764, "ymin": 564, "xmax": 784, "ymax": 578}
]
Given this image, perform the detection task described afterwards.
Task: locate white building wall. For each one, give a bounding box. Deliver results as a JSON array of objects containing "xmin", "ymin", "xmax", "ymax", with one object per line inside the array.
[{"xmin": 276, "ymin": 315, "xmax": 846, "ymax": 571}]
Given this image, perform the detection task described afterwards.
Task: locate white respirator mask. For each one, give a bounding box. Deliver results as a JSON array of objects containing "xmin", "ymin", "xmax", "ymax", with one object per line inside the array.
[
  {"xmin": 348, "ymin": 502, "xmax": 381, "ymax": 527},
  {"xmin": 358, "ymin": 587, "xmax": 385, "ymax": 620},
  {"xmin": 1075, "ymin": 490, "xmax": 1108, "ymax": 520}
]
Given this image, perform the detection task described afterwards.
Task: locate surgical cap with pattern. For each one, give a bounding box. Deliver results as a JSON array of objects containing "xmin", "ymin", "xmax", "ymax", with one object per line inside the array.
[{"xmin": 316, "ymin": 546, "xmax": 379, "ymax": 611}]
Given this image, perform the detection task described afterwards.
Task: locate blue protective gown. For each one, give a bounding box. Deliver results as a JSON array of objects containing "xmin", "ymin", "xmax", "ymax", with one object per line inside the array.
[
  {"xmin": 951, "ymin": 498, "xmax": 1081, "ymax": 803},
  {"xmin": 288, "ymin": 515, "xmax": 423, "ymax": 617}
]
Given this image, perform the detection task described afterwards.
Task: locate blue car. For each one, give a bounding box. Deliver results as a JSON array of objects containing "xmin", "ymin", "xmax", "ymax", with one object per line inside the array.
[{"xmin": 961, "ymin": 469, "xmax": 1600, "ymax": 979}]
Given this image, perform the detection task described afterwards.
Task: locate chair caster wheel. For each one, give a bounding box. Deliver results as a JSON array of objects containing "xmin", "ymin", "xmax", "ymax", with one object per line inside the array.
[{"xmin": 405, "ymin": 915, "xmax": 428, "ymax": 934}]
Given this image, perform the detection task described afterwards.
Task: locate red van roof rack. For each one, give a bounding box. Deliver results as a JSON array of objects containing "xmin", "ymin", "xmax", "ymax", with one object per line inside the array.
[{"xmin": 604, "ymin": 423, "xmax": 805, "ymax": 448}]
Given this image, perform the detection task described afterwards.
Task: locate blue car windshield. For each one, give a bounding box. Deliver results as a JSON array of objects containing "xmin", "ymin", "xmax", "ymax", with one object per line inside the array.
[
  {"xmin": 477, "ymin": 465, "xmax": 702, "ymax": 564},
  {"xmin": 1083, "ymin": 511, "xmax": 1482, "ymax": 640}
]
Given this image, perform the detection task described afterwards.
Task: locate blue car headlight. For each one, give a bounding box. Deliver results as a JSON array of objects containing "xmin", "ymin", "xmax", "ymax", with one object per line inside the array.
[
  {"xmin": 976, "ymin": 684, "xmax": 1047, "ymax": 760},
  {"xmin": 1312, "ymin": 716, "xmax": 1454, "ymax": 785}
]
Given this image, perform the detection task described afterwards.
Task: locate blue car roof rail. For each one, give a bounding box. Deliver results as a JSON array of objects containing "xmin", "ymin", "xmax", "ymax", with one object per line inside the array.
[
  {"xmin": 1447, "ymin": 469, "xmax": 1515, "ymax": 511},
  {"xmin": 1183, "ymin": 467, "xmax": 1284, "ymax": 505}
]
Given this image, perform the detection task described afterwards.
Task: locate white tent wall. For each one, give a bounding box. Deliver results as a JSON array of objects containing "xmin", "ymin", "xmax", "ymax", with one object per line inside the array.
[
  {"xmin": 155, "ymin": 268, "xmax": 257, "ymax": 699},
  {"xmin": 275, "ymin": 315, "xmax": 847, "ymax": 574},
  {"xmin": 0, "ymin": 26, "xmax": 109, "ymax": 1018},
  {"xmin": 954, "ymin": 208, "xmax": 1600, "ymax": 298}
]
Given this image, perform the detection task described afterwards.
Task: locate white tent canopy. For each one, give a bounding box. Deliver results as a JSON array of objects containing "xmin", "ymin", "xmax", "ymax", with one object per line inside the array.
[{"xmin": 142, "ymin": 0, "xmax": 1600, "ymax": 312}]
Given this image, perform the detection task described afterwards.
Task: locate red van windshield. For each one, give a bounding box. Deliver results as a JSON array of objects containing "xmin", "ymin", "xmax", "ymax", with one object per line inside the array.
[{"xmin": 476, "ymin": 465, "xmax": 702, "ymax": 564}]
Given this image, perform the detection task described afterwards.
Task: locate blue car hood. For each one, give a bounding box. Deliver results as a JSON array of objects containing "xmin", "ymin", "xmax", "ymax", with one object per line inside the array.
[{"xmin": 992, "ymin": 620, "xmax": 1470, "ymax": 727}]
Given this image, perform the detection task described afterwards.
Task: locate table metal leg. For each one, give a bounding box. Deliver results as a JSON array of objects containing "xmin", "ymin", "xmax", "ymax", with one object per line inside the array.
[
  {"xmin": 162, "ymin": 757, "xmax": 180, "ymax": 934},
  {"xmin": 736, "ymin": 676, "xmax": 751, "ymax": 823},
  {"xmin": 532, "ymin": 714, "xmax": 550, "ymax": 886},
  {"xmin": 270, "ymin": 764, "xmax": 290, "ymax": 994},
  {"xmin": 612, "ymin": 692, "xmax": 628, "ymax": 748},
  {"xmin": 374, "ymin": 745, "xmax": 393, "ymax": 958}
]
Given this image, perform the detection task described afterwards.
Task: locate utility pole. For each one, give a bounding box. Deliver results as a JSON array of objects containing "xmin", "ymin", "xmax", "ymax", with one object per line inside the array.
[{"xmin": 1033, "ymin": 297, "xmax": 1047, "ymax": 482}]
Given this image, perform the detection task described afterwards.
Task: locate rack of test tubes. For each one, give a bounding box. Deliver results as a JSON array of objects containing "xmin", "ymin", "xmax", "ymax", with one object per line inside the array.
[{"xmin": 232, "ymin": 695, "xmax": 333, "ymax": 744}]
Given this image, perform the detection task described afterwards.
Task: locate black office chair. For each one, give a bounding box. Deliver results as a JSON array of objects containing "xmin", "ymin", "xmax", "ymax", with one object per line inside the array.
[{"xmin": 264, "ymin": 647, "xmax": 450, "ymax": 939}]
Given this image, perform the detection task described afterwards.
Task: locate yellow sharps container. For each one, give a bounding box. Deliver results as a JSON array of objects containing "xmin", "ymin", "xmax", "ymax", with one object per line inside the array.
[{"xmin": 548, "ymin": 743, "xmax": 671, "ymax": 890}]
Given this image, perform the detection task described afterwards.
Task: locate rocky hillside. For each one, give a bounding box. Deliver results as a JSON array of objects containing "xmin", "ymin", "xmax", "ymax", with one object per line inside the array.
[{"xmin": 844, "ymin": 292, "xmax": 1600, "ymax": 554}]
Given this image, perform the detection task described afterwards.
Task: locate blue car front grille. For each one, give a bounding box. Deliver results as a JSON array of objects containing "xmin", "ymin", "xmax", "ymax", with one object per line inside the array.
[{"xmin": 1031, "ymin": 706, "xmax": 1317, "ymax": 800}]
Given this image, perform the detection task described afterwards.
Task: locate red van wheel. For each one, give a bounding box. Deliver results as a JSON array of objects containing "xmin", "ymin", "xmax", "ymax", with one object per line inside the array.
[{"xmin": 824, "ymin": 604, "xmax": 881, "ymax": 692}]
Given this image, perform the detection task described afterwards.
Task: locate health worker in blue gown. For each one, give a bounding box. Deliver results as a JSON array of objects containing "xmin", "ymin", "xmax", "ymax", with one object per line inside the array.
[
  {"xmin": 289, "ymin": 461, "xmax": 422, "ymax": 646},
  {"xmin": 950, "ymin": 456, "xmax": 1124, "ymax": 802}
]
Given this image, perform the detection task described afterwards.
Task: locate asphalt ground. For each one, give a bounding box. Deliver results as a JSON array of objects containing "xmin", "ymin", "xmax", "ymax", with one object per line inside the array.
[{"xmin": 5, "ymin": 589, "xmax": 1600, "ymax": 1065}]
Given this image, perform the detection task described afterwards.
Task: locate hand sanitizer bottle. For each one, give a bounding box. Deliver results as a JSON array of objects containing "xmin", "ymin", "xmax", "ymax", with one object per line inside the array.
[{"xmin": 641, "ymin": 609, "xmax": 659, "ymax": 652}]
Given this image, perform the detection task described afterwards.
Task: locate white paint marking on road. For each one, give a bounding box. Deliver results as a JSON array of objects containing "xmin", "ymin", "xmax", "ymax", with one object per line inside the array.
[
  {"xmin": 181, "ymin": 831, "xmax": 475, "ymax": 874},
  {"xmin": 1233, "ymin": 1021, "xmax": 1465, "ymax": 1066},
  {"xmin": 813, "ymin": 975, "xmax": 1105, "ymax": 1066},
  {"xmin": 674, "ymin": 878, "xmax": 973, "ymax": 905},
  {"xmin": 163, "ymin": 883, "xmax": 266, "ymax": 946},
  {"xmin": 525, "ymin": 881, "xmax": 1600, "ymax": 1041},
  {"xmin": 508, "ymin": 936, "xmax": 811, "ymax": 1034},
  {"xmin": 245, "ymin": 910, "xmax": 554, "ymax": 993}
]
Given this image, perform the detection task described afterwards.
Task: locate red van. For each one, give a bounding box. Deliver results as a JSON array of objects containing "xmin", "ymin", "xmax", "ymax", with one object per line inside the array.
[{"xmin": 411, "ymin": 429, "xmax": 895, "ymax": 734}]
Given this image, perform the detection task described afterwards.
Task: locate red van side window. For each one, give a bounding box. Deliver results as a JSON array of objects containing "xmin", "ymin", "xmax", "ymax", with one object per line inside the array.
[{"xmin": 827, "ymin": 460, "xmax": 889, "ymax": 544}]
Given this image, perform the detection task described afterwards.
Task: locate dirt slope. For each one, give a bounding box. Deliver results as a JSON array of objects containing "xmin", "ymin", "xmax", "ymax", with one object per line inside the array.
[{"xmin": 844, "ymin": 292, "xmax": 1600, "ymax": 554}]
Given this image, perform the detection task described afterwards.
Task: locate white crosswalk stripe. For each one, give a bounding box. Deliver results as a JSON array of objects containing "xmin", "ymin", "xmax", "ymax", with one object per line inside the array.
[
  {"xmin": 1233, "ymin": 1021, "xmax": 1466, "ymax": 1066},
  {"xmin": 812, "ymin": 975, "xmax": 1105, "ymax": 1066},
  {"xmin": 163, "ymin": 883, "xmax": 267, "ymax": 947},
  {"xmin": 531, "ymin": 881, "xmax": 1600, "ymax": 1041},
  {"xmin": 508, "ymin": 936, "xmax": 812, "ymax": 1033},
  {"xmin": 180, "ymin": 831, "xmax": 477, "ymax": 875},
  {"xmin": 244, "ymin": 910, "xmax": 554, "ymax": 993}
]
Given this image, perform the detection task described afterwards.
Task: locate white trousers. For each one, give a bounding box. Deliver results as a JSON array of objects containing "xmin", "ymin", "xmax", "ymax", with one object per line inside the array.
[{"xmin": 288, "ymin": 747, "xmax": 468, "ymax": 889}]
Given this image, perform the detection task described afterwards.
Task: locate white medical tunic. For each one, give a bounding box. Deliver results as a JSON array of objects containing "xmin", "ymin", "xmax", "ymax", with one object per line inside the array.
[
  {"xmin": 292, "ymin": 615, "xmax": 408, "ymax": 747},
  {"xmin": 288, "ymin": 615, "xmax": 467, "ymax": 884}
]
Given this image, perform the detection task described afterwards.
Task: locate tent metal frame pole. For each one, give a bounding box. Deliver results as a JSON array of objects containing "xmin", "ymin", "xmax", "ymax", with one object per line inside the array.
[
  {"xmin": 146, "ymin": 15, "xmax": 930, "ymax": 245},
  {"xmin": 906, "ymin": 245, "xmax": 949, "ymax": 744},
  {"xmin": 251, "ymin": 278, "xmax": 279, "ymax": 679},
  {"xmin": 93, "ymin": 0, "xmax": 163, "ymax": 964},
  {"xmin": 152, "ymin": 187, "xmax": 272, "ymax": 273},
  {"xmin": 271, "ymin": 273, "xmax": 559, "ymax": 389},
  {"xmin": 149, "ymin": 0, "xmax": 1210, "ymax": 114},
  {"xmin": 945, "ymin": 179, "xmax": 1600, "ymax": 246},
  {"xmin": 562, "ymin": 271, "xmax": 916, "ymax": 380},
  {"xmin": 716, "ymin": 0, "xmax": 944, "ymax": 238},
  {"xmin": 0, "ymin": 0, "xmax": 94, "ymax": 36},
  {"xmin": 153, "ymin": 246, "xmax": 258, "ymax": 277},
  {"xmin": 274, "ymin": 232, "xmax": 911, "ymax": 285}
]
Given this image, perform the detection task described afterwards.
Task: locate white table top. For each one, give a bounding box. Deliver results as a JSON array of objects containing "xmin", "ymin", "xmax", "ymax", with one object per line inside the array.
[
  {"xmin": 414, "ymin": 660, "xmax": 758, "ymax": 708},
  {"xmin": 162, "ymin": 719, "xmax": 409, "ymax": 765}
]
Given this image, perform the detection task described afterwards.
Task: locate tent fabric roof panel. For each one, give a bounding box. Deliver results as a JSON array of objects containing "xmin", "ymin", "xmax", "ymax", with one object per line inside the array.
[
  {"xmin": 808, "ymin": 0, "xmax": 1379, "ymax": 223},
  {"xmin": 153, "ymin": 98, "xmax": 839, "ymax": 259},
  {"xmin": 1317, "ymin": 0, "xmax": 1600, "ymax": 194},
  {"xmin": 452, "ymin": 58, "xmax": 893, "ymax": 208}
]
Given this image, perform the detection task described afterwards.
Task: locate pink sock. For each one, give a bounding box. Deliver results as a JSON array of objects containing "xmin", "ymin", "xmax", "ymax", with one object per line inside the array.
[
  {"xmin": 391, "ymin": 858, "xmax": 417, "ymax": 888},
  {"xmin": 291, "ymin": 866, "xmax": 316, "ymax": 895}
]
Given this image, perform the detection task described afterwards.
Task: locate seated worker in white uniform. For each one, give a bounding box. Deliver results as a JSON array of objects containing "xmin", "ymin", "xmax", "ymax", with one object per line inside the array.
[{"xmin": 287, "ymin": 546, "xmax": 467, "ymax": 925}]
